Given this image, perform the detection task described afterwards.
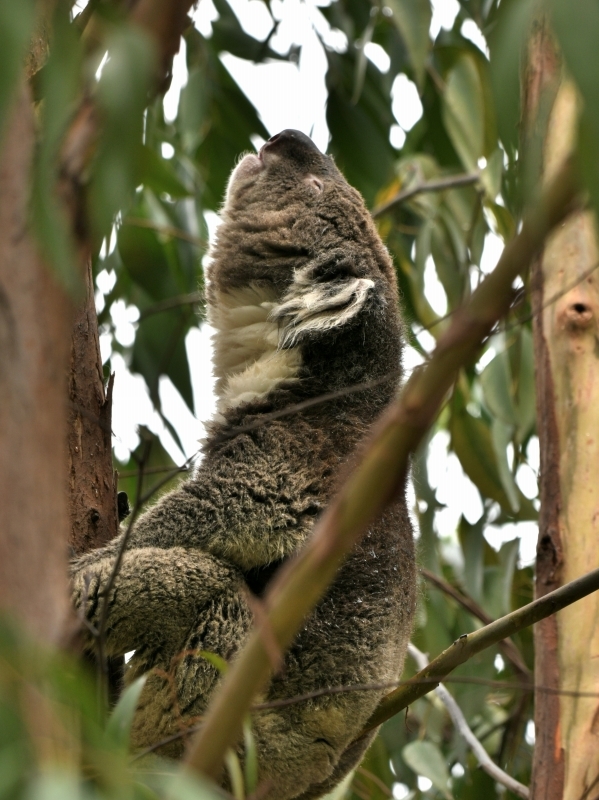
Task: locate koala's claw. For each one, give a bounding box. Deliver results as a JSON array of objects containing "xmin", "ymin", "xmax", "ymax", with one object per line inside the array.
[{"xmin": 71, "ymin": 564, "xmax": 109, "ymax": 631}]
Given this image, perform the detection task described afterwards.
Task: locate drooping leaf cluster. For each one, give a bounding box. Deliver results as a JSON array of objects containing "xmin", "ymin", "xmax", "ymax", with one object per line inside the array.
[{"xmin": 1, "ymin": 0, "xmax": 598, "ymax": 797}]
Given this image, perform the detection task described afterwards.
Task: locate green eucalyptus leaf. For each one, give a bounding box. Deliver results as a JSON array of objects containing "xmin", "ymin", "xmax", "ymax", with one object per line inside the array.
[
  {"xmin": 355, "ymin": 735, "xmax": 395, "ymax": 799},
  {"xmin": 480, "ymin": 349, "xmax": 517, "ymax": 427},
  {"xmin": 89, "ymin": 24, "xmax": 156, "ymax": 237},
  {"xmin": 432, "ymin": 207, "xmax": 467, "ymax": 309},
  {"xmin": 211, "ymin": 0, "xmax": 284, "ymax": 63},
  {"xmin": 179, "ymin": 67, "xmax": 209, "ymax": 151},
  {"xmin": 385, "ymin": 0, "xmax": 431, "ymax": 87},
  {"xmin": 224, "ymin": 749, "xmax": 245, "ymax": 800},
  {"xmin": 132, "ymin": 311, "xmax": 195, "ymax": 413},
  {"xmin": 32, "ymin": 5, "xmax": 83, "ymax": 295},
  {"xmin": 149, "ymin": 772, "xmax": 226, "ymax": 800},
  {"xmin": 458, "ymin": 516, "xmax": 485, "ymax": 604},
  {"xmin": 480, "ymin": 147, "xmax": 504, "ymax": 199},
  {"xmin": 0, "ymin": 0, "xmax": 37, "ymax": 143},
  {"xmin": 325, "ymin": 47, "xmax": 396, "ymax": 206},
  {"xmin": 139, "ymin": 145, "xmax": 192, "ymax": 198},
  {"xmin": 200, "ymin": 650, "xmax": 229, "ymax": 674},
  {"xmin": 491, "ymin": 417, "xmax": 520, "ymax": 514},
  {"xmin": 484, "ymin": 200, "xmax": 515, "ymax": 241},
  {"xmin": 515, "ymin": 327, "xmax": 536, "ymax": 442},
  {"xmin": 469, "ymin": 203, "xmax": 487, "ymax": 266},
  {"xmin": 115, "ymin": 429, "xmax": 182, "ymax": 500},
  {"xmin": 485, "ymin": 537, "xmax": 520, "ymax": 619},
  {"xmin": 442, "ymin": 54, "xmax": 485, "ymax": 172},
  {"xmin": 488, "ymin": 0, "xmax": 534, "ymax": 151},
  {"xmin": 118, "ymin": 222, "xmax": 175, "ymax": 301},
  {"xmin": 25, "ymin": 770, "xmax": 88, "ymax": 800},
  {"xmin": 550, "ymin": 0, "xmax": 599, "ymax": 213},
  {"xmin": 105, "ymin": 675, "xmax": 147, "ymax": 749},
  {"xmin": 402, "ymin": 740, "xmax": 451, "ymax": 798},
  {"xmin": 243, "ymin": 718, "xmax": 258, "ymax": 794},
  {"xmin": 481, "ymin": 332, "xmax": 536, "ymax": 442},
  {"xmin": 450, "ymin": 386, "xmax": 535, "ymax": 519}
]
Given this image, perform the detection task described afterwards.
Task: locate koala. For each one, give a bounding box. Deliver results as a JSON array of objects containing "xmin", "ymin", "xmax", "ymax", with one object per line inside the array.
[{"xmin": 72, "ymin": 130, "xmax": 416, "ymax": 799}]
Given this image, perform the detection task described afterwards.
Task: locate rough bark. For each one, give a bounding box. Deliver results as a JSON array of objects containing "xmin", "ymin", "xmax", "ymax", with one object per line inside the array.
[
  {"xmin": 529, "ymin": 34, "xmax": 599, "ymax": 800},
  {"xmin": 67, "ymin": 259, "xmax": 118, "ymax": 556},
  {"xmin": 525, "ymin": 18, "xmax": 565, "ymax": 800},
  {"xmin": 0, "ymin": 83, "xmax": 72, "ymax": 644}
]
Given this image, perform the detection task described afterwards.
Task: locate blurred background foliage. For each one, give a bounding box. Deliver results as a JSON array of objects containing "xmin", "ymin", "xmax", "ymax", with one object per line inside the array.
[{"xmin": 3, "ymin": 0, "xmax": 599, "ymax": 796}]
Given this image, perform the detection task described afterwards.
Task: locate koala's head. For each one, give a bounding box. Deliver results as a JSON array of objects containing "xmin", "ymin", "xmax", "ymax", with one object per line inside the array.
[
  {"xmin": 224, "ymin": 129, "xmax": 336, "ymax": 213},
  {"xmin": 207, "ymin": 130, "xmax": 402, "ymax": 414},
  {"xmin": 209, "ymin": 129, "xmax": 397, "ymax": 297}
]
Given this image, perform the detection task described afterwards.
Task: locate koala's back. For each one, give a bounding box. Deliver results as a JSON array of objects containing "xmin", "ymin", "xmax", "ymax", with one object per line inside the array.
[{"xmin": 72, "ymin": 130, "xmax": 416, "ymax": 799}]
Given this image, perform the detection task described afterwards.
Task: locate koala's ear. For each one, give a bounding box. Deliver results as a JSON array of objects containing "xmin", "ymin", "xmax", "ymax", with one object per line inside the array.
[{"xmin": 270, "ymin": 250, "xmax": 376, "ymax": 348}]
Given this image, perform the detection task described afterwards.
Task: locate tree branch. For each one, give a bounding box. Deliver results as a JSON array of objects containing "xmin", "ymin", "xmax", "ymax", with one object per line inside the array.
[
  {"xmin": 123, "ymin": 216, "xmax": 206, "ymax": 248},
  {"xmin": 421, "ymin": 568, "xmax": 531, "ymax": 678},
  {"xmin": 408, "ymin": 644, "xmax": 530, "ymax": 799},
  {"xmin": 183, "ymin": 156, "xmax": 580, "ymax": 782},
  {"xmin": 371, "ymin": 172, "xmax": 480, "ymax": 218},
  {"xmin": 138, "ymin": 291, "xmax": 204, "ymax": 320},
  {"xmin": 363, "ymin": 564, "xmax": 599, "ymax": 733}
]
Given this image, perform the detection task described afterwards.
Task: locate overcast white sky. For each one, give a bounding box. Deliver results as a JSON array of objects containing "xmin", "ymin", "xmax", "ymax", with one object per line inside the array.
[{"xmin": 87, "ymin": 0, "xmax": 539, "ymax": 566}]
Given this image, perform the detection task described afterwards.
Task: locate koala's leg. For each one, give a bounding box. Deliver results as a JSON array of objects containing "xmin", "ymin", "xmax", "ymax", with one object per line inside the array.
[
  {"xmin": 244, "ymin": 704, "xmax": 362, "ymax": 800},
  {"xmin": 72, "ymin": 546, "xmax": 246, "ymax": 657},
  {"xmin": 130, "ymin": 589, "xmax": 254, "ymax": 759}
]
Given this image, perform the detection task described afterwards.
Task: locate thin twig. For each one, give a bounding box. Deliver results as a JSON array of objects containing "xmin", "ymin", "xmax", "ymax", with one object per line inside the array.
[
  {"xmin": 133, "ymin": 668, "xmax": 599, "ymax": 762},
  {"xmin": 372, "ymin": 173, "xmax": 480, "ymax": 218},
  {"xmin": 138, "ymin": 291, "xmax": 205, "ymax": 320},
  {"xmin": 123, "ymin": 216, "xmax": 206, "ymax": 248},
  {"xmin": 408, "ymin": 644, "xmax": 530, "ymax": 799},
  {"xmin": 117, "ymin": 463, "xmax": 191, "ymax": 479},
  {"xmin": 137, "ymin": 451, "xmax": 197, "ymax": 507},
  {"xmin": 95, "ymin": 441, "xmax": 151, "ymax": 698},
  {"xmin": 355, "ymin": 766, "xmax": 393, "ymax": 797},
  {"xmin": 421, "ymin": 568, "xmax": 531, "ymax": 678},
  {"xmin": 211, "ymin": 369, "xmax": 403, "ymax": 444},
  {"xmin": 363, "ymin": 562, "xmax": 599, "ymax": 733}
]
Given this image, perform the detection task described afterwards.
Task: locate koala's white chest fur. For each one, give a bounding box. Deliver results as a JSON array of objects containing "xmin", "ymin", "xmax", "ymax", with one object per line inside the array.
[{"xmin": 209, "ymin": 284, "xmax": 302, "ymax": 414}]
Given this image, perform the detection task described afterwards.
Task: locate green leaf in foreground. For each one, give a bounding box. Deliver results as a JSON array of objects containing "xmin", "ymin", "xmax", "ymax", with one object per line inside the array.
[
  {"xmin": 0, "ymin": 0, "xmax": 36, "ymax": 143},
  {"xmin": 386, "ymin": 0, "xmax": 431, "ymax": 87},
  {"xmin": 442, "ymin": 54, "xmax": 485, "ymax": 172},
  {"xmin": 105, "ymin": 675, "xmax": 147, "ymax": 749},
  {"xmin": 402, "ymin": 740, "xmax": 452, "ymax": 799}
]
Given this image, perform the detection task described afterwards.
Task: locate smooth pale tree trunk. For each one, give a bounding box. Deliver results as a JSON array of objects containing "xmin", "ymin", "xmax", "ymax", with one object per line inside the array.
[
  {"xmin": 0, "ymin": 83, "xmax": 72, "ymax": 644},
  {"xmin": 530, "ymin": 27, "xmax": 599, "ymax": 799}
]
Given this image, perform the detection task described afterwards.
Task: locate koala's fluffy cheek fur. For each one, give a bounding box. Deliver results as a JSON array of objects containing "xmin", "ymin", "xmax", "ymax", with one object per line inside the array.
[
  {"xmin": 71, "ymin": 129, "xmax": 416, "ymax": 800},
  {"xmin": 224, "ymin": 152, "xmax": 264, "ymax": 208}
]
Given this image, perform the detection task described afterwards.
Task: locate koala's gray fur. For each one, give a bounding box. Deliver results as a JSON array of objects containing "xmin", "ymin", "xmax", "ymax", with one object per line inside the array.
[{"xmin": 72, "ymin": 130, "xmax": 416, "ymax": 799}]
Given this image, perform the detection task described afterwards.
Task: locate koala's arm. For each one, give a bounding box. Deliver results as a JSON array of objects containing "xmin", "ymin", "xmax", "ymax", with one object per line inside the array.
[{"xmin": 72, "ymin": 546, "xmax": 244, "ymax": 656}]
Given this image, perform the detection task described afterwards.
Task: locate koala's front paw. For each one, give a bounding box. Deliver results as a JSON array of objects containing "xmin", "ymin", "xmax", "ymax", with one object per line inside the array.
[{"xmin": 71, "ymin": 561, "xmax": 112, "ymax": 633}]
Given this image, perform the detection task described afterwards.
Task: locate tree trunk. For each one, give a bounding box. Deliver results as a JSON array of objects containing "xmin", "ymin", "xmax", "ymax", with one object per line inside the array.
[
  {"xmin": 0, "ymin": 83, "xmax": 72, "ymax": 644},
  {"xmin": 67, "ymin": 258, "xmax": 118, "ymax": 556},
  {"xmin": 529, "ymin": 25, "xmax": 599, "ymax": 800}
]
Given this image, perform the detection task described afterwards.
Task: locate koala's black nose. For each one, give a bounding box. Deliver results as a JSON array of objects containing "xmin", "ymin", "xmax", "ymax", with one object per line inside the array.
[{"xmin": 263, "ymin": 129, "xmax": 322, "ymax": 157}]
